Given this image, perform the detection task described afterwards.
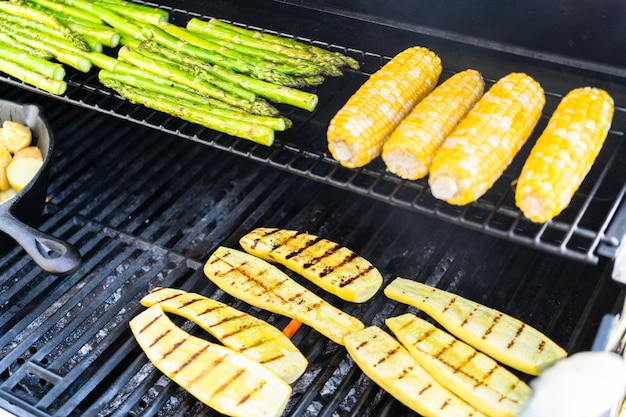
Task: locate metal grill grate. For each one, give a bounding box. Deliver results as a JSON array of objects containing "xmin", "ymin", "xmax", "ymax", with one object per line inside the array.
[
  {"xmin": 0, "ymin": 84, "xmax": 622, "ymax": 417},
  {"xmin": 1, "ymin": 2, "xmax": 625, "ymax": 264}
]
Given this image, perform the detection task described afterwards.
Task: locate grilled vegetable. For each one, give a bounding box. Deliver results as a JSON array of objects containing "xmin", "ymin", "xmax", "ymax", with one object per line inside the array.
[
  {"xmin": 384, "ymin": 278, "xmax": 567, "ymax": 375},
  {"xmin": 515, "ymin": 87, "xmax": 614, "ymax": 223},
  {"xmin": 204, "ymin": 246, "xmax": 364, "ymax": 345},
  {"xmin": 428, "ymin": 72, "xmax": 545, "ymax": 205},
  {"xmin": 140, "ymin": 287, "xmax": 308, "ymax": 383},
  {"xmin": 327, "ymin": 46, "xmax": 442, "ymax": 168},
  {"xmin": 239, "ymin": 227, "xmax": 383, "ymax": 303},
  {"xmin": 344, "ymin": 326, "xmax": 486, "ymax": 417},
  {"xmin": 386, "ymin": 313, "xmax": 531, "ymax": 417},
  {"xmin": 130, "ymin": 304, "xmax": 291, "ymax": 417},
  {"xmin": 381, "ymin": 69, "xmax": 484, "ymax": 180}
]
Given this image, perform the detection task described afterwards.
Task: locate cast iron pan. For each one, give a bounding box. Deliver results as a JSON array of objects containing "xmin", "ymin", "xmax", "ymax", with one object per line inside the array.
[{"xmin": 0, "ymin": 100, "xmax": 81, "ymax": 275}]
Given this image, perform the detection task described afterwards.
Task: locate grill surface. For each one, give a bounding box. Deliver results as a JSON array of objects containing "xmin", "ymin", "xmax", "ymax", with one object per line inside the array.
[
  {"xmin": 0, "ymin": 83, "xmax": 622, "ymax": 417},
  {"xmin": 1, "ymin": 1, "xmax": 626, "ymax": 416},
  {"xmin": 1, "ymin": 1, "xmax": 626, "ymax": 263}
]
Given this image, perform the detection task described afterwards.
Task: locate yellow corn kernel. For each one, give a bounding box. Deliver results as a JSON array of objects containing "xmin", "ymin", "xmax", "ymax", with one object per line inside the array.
[
  {"xmin": 428, "ymin": 72, "xmax": 545, "ymax": 205},
  {"xmin": 327, "ymin": 46, "xmax": 442, "ymax": 168},
  {"xmin": 515, "ymin": 87, "xmax": 614, "ymax": 223},
  {"xmin": 382, "ymin": 69, "xmax": 484, "ymax": 180}
]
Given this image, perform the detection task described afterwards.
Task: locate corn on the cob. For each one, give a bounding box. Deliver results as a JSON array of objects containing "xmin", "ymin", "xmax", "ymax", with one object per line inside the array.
[
  {"xmin": 140, "ymin": 287, "xmax": 308, "ymax": 383},
  {"xmin": 384, "ymin": 278, "xmax": 567, "ymax": 375},
  {"xmin": 428, "ymin": 72, "xmax": 545, "ymax": 205},
  {"xmin": 239, "ymin": 227, "xmax": 383, "ymax": 303},
  {"xmin": 344, "ymin": 326, "xmax": 487, "ymax": 417},
  {"xmin": 327, "ymin": 46, "xmax": 442, "ymax": 168},
  {"xmin": 204, "ymin": 246, "xmax": 364, "ymax": 345},
  {"xmin": 515, "ymin": 87, "xmax": 614, "ymax": 223},
  {"xmin": 386, "ymin": 313, "xmax": 532, "ymax": 417},
  {"xmin": 129, "ymin": 304, "xmax": 291, "ymax": 417},
  {"xmin": 382, "ymin": 69, "xmax": 485, "ymax": 180}
]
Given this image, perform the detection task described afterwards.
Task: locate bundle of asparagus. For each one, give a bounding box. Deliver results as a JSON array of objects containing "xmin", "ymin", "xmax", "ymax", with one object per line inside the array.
[{"xmin": 0, "ymin": 0, "xmax": 359, "ymax": 145}]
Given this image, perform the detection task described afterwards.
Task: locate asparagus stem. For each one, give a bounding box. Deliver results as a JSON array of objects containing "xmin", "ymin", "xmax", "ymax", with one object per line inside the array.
[
  {"xmin": 134, "ymin": 44, "xmax": 257, "ymax": 102},
  {"xmin": 56, "ymin": 0, "xmax": 143, "ymax": 40},
  {"xmin": 0, "ymin": 31, "xmax": 54, "ymax": 59},
  {"xmin": 186, "ymin": 18, "xmax": 343, "ymax": 76},
  {"xmin": 0, "ymin": 1, "xmax": 90, "ymax": 51},
  {"xmin": 117, "ymin": 46, "xmax": 279, "ymax": 117},
  {"xmin": 202, "ymin": 17, "xmax": 360, "ymax": 70},
  {"xmin": 144, "ymin": 23, "xmax": 308, "ymax": 88},
  {"xmin": 0, "ymin": 42, "xmax": 65, "ymax": 80},
  {"xmin": 64, "ymin": 21, "xmax": 121, "ymax": 48},
  {"xmin": 0, "ymin": 58, "xmax": 67, "ymax": 95},
  {"xmin": 93, "ymin": 1, "xmax": 168, "ymax": 25},
  {"xmin": 25, "ymin": 0, "xmax": 102, "ymax": 24},
  {"xmin": 99, "ymin": 71, "xmax": 289, "ymax": 131},
  {"xmin": 140, "ymin": 41, "xmax": 317, "ymax": 111},
  {"xmin": 102, "ymin": 80, "xmax": 276, "ymax": 145},
  {"xmin": 0, "ymin": 22, "xmax": 92, "ymax": 72}
]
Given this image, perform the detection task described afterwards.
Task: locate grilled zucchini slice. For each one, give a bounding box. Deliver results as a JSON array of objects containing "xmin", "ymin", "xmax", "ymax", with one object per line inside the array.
[
  {"xmin": 141, "ymin": 287, "xmax": 308, "ymax": 383},
  {"xmin": 344, "ymin": 326, "xmax": 486, "ymax": 417},
  {"xmin": 384, "ymin": 278, "xmax": 567, "ymax": 375},
  {"xmin": 386, "ymin": 313, "xmax": 531, "ymax": 417},
  {"xmin": 129, "ymin": 304, "xmax": 291, "ymax": 417},
  {"xmin": 239, "ymin": 227, "xmax": 383, "ymax": 302},
  {"xmin": 204, "ymin": 246, "xmax": 364, "ymax": 345}
]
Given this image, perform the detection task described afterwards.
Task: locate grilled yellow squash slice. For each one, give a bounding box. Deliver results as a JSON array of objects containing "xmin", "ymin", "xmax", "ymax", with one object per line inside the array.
[
  {"xmin": 344, "ymin": 326, "xmax": 486, "ymax": 417},
  {"xmin": 239, "ymin": 227, "xmax": 383, "ymax": 302},
  {"xmin": 129, "ymin": 304, "xmax": 291, "ymax": 417},
  {"xmin": 204, "ymin": 246, "xmax": 364, "ymax": 345},
  {"xmin": 386, "ymin": 313, "xmax": 531, "ymax": 417},
  {"xmin": 384, "ymin": 278, "xmax": 567, "ymax": 375},
  {"xmin": 140, "ymin": 287, "xmax": 308, "ymax": 383}
]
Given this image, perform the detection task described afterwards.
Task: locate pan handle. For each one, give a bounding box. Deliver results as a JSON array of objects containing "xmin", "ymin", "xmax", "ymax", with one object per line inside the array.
[{"xmin": 0, "ymin": 214, "xmax": 81, "ymax": 275}]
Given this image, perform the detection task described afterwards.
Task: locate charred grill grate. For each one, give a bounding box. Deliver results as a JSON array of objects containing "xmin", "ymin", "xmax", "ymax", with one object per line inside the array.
[
  {"xmin": 0, "ymin": 83, "xmax": 622, "ymax": 417},
  {"xmin": 1, "ymin": 2, "xmax": 626, "ymax": 264}
]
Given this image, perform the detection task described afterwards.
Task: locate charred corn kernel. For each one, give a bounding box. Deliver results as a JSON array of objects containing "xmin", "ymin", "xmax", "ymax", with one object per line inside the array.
[
  {"xmin": 345, "ymin": 326, "xmax": 487, "ymax": 417},
  {"xmin": 239, "ymin": 227, "xmax": 383, "ymax": 303},
  {"xmin": 386, "ymin": 313, "xmax": 532, "ymax": 417},
  {"xmin": 384, "ymin": 278, "xmax": 567, "ymax": 375},
  {"xmin": 130, "ymin": 304, "xmax": 291, "ymax": 417},
  {"xmin": 515, "ymin": 87, "xmax": 614, "ymax": 223},
  {"xmin": 204, "ymin": 246, "xmax": 364, "ymax": 345},
  {"xmin": 140, "ymin": 287, "xmax": 308, "ymax": 384},
  {"xmin": 429, "ymin": 72, "xmax": 545, "ymax": 205},
  {"xmin": 382, "ymin": 69, "xmax": 485, "ymax": 180},
  {"xmin": 327, "ymin": 46, "xmax": 442, "ymax": 168}
]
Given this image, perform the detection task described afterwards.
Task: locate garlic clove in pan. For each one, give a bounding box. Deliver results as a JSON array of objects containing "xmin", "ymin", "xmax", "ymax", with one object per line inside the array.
[{"xmin": 518, "ymin": 351, "xmax": 626, "ymax": 417}]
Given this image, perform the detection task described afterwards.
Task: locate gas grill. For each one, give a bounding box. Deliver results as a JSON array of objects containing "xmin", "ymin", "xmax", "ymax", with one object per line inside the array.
[{"xmin": 1, "ymin": 0, "xmax": 626, "ymax": 416}]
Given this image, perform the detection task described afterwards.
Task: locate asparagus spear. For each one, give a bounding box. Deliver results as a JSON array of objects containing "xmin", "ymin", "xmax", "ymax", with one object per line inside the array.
[
  {"xmin": 185, "ymin": 19, "xmax": 342, "ymax": 77},
  {"xmin": 0, "ymin": 1, "xmax": 89, "ymax": 51},
  {"xmin": 117, "ymin": 46, "xmax": 278, "ymax": 117},
  {"xmin": 189, "ymin": 17, "xmax": 360, "ymax": 70},
  {"xmin": 140, "ymin": 41, "xmax": 318, "ymax": 112},
  {"xmin": 0, "ymin": 23, "xmax": 92, "ymax": 72},
  {"xmin": 55, "ymin": 0, "xmax": 143, "ymax": 40},
  {"xmin": 143, "ymin": 23, "xmax": 309, "ymax": 88},
  {"xmin": 0, "ymin": 58, "xmax": 67, "ymax": 95},
  {"xmin": 0, "ymin": 31, "xmax": 53, "ymax": 59},
  {"xmin": 133, "ymin": 44, "xmax": 257, "ymax": 102},
  {"xmin": 93, "ymin": 0, "xmax": 168, "ymax": 25},
  {"xmin": 0, "ymin": 42, "xmax": 65, "ymax": 80},
  {"xmin": 64, "ymin": 21, "xmax": 120, "ymax": 48},
  {"xmin": 24, "ymin": 0, "xmax": 102, "ymax": 24},
  {"xmin": 99, "ymin": 71, "xmax": 289, "ymax": 132},
  {"xmin": 102, "ymin": 80, "xmax": 276, "ymax": 145}
]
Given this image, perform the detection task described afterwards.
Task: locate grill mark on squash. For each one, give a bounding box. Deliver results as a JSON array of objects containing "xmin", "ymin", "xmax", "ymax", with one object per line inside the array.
[
  {"xmin": 171, "ymin": 343, "xmax": 210, "ymax": 378},
  {"xmin": 212, "ymin": 369, "xmax": 246, "ymax": 399},
  {"xmin": 483, "ymin": 312, "xmax": 502, "ymax": 339},
  {"xmin": 410, "ymin": 315, "xmax": 524, "ymax": 405},
  {"xmin": 508, "ymin": 323, "xmax": 526, "ymax": 349},
  {"xmin": 161, "ymin": 336, "xmax": 185, "ymax": 361},
  {"xmin": 237, "ymin": 380, "xmax": 267, "ymax": 407}
]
